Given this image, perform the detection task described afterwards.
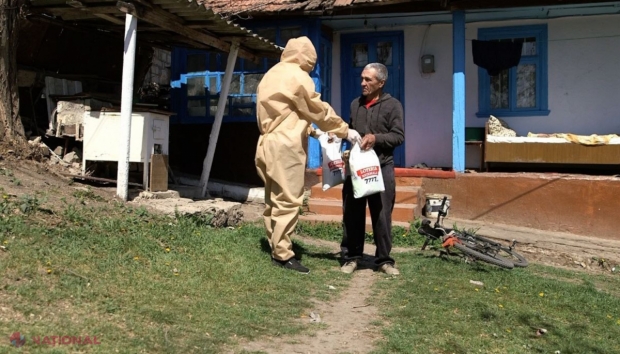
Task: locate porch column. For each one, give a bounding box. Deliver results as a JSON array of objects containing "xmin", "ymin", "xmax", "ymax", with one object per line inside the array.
[
  {"xmin": 452, "ymin": 10, "xmax": 466, "ymax": 172},
  {"xmin": 116, "ymin": 13, "xmax": 137, "ymax": 201},
  {"xmin": 200, "ymin": 41, "xmax": 240, "ymax": 198},
  {"xmin": 307, "ymin": 75, "xmax": 322, "ymax": 169}
]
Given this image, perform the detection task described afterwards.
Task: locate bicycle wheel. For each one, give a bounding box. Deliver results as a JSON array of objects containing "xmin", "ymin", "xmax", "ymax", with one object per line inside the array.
[
  {"xmin": 453, "ymin": 242, "xmax": 515, "ymax": 269},
  {"xmin": 469, "ymin": 235, "xmax": 529, "ymax": 268}
]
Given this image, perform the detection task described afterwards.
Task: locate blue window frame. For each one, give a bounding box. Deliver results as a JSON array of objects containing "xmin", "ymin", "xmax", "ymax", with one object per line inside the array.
[
  {"xmin": 476, "ymin": 25, "xmax": 549, "ymax": 117},
  {"xmin": 170, "ymin": 22, "xmax": 312, "ymax": 124}
]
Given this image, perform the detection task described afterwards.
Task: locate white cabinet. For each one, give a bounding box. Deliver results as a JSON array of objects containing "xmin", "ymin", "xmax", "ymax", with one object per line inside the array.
[{"xmin": 82, "ymin": 110, "xmax": 171, "ymax": 189}]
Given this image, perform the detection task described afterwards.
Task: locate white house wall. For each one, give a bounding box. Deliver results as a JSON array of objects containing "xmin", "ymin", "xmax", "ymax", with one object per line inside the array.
[{"xmin": 330, "ymin": 14, "xmax": 620, "ymax": 168}]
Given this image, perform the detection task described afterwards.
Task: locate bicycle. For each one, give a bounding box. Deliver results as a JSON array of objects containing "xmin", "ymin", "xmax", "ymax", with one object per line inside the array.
[{"xmin": 417, "ymin": 196, "xmax": 528, "ymax": 269}]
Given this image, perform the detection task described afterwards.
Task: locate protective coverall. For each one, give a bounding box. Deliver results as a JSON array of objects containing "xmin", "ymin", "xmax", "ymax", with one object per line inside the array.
[{"xmin": 255, "ymin": 36, "xmax": 349, "ymax": 262}]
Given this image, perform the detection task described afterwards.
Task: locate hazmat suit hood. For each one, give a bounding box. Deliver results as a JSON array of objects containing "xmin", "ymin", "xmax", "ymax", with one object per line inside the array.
[{"xmin": 280, "ymin": 36, "xmax": 316, "ymax": 73}]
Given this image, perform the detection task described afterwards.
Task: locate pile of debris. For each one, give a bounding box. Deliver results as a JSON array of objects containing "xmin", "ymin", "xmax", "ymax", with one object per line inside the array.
[
  {"xmin": 27, "ymin": 136, "xmax": 83, "ymax": 176},
  {"xmin": 132, "ymin": 191, "xmax": 244, "ymax": 228}
]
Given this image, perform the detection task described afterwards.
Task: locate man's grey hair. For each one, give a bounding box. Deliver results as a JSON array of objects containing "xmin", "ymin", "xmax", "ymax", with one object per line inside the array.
[{"xmin": 364, "ymin": 63, "xmax": 388, "ymax": 82}]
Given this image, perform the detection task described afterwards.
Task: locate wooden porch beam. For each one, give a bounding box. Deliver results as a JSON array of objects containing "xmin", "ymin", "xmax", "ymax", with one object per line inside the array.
[
  {"xmin": 33, "ymin": 5, "xmax": 121, "ymax": 16},
  {"xmin": 66, "ymin": 1, "xmax": 125, "ymax": 24},
  {"xmin": 200, "ymin": 41, "xmax": 241, "ymax": 197},
  {"xmin": 115, "ymin": 1, "xmax": 275, "ymax": 62}
]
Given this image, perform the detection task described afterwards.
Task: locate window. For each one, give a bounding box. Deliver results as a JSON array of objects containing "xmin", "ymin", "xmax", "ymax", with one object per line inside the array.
[
  {"xmin": 171, "ymin": 23, "xmax": 310, "ymax": 124},
  {"xmin": 477, "ymin": 25, "xmax": 549, "ymax": 117}
]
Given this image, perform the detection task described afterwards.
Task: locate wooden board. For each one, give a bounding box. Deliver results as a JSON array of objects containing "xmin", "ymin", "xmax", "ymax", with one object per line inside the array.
[{"xmin": 150, "ymin": 154, "xmax": 169, "ymax": 192}]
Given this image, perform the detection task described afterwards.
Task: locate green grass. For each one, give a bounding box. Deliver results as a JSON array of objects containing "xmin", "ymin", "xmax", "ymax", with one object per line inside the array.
[
  {"xmin": 295, "ymin": 219, "xmax": 425, "ymax": 248},
  {"xmin": 3, "ymin": 189, "xmax": 620, "ymax": 354},
  {"xmin": 0, "ymin": 193, "xmax": 351, "ymax": 353},
  {"xmin": 368, "ymin": 250, "xmax": 620, "ymax": 354}
]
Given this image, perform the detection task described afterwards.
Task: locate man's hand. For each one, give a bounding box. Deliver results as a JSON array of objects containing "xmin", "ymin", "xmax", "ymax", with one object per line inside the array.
[{"xmin": 361, "ymin": 134, "xmax": 376, "ymax": 150}]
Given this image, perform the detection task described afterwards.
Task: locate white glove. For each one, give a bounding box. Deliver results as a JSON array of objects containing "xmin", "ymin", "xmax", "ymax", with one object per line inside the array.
[
  {"xmin": 314, "ymin": 128, "xmax": 324, "ymax": 137},
  {"xmin": 347, "ymin": 129, "xmax": 361, "ymax": 144}
]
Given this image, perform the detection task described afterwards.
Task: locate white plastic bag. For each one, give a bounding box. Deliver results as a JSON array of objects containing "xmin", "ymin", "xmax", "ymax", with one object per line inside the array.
[
  {"xmin": 348, "ymin": 143, "xmax": 385, "ymax": 198},
  {"xmin": 319, "ymin": 134, "xmax": 345, "ymax": 191}
]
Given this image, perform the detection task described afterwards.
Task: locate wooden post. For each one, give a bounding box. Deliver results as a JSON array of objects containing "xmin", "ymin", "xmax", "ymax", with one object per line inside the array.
[
  {"xmin": 199, "ymin": 41, "xmax": 240, "ymax": 198},
  {"xmin": 116, "ymin": 13, "xmax": 137, "ymax": 200}
]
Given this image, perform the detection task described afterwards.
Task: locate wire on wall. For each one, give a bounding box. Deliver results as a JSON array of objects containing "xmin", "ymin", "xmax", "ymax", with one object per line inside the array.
[{"xmin": 419, "ymin": 24, "xmax": 433, "ymax": 79}]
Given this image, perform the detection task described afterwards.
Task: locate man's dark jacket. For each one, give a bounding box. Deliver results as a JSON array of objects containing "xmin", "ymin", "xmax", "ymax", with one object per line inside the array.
[{"xmin": 348, "ymin": 93, "xmax": 405, "ymax": 166}]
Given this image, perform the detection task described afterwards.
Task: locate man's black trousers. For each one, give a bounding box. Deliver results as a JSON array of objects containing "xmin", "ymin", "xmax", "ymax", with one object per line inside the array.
[{"xmin": 341, "ymin": 163, "xmax": 396, "ymax": 266}]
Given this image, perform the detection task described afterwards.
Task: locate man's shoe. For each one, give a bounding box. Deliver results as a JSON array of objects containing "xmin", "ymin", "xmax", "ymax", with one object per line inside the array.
[
  {"xmin": 379, "ymin": 263, "xmax": 400, "ymax": 275},
  {"xmin": 341, "ymin": 260, "xmax": 358, "ymax": 274},
  {"xmin": 272, "ymin": 258, "xmax": 310, "ymax": 274}
]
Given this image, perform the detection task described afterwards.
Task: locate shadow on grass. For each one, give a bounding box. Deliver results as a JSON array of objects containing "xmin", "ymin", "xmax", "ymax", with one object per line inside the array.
[
  {"xmin": 418, "ymin": 251, "xmax": 502, "ymax": 274},
  {"xmin": 258, "ymin": 236, "xmax": 385, "ymax": 272},
  {"xmin": 259, "ymin": 237, "xmax": 342, "ymax": 262}
]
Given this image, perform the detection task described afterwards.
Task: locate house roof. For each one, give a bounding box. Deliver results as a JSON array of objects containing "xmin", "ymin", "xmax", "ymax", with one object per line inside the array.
[
  {"xmin": 200, "ymin": 0, "xmax": 620, "ymax": 17},
  {"xmin": 201, "ymin": 0, "xmax": 405, "ymax": 16},
  {"xmin": 27, "ymin": 0, "xmax": 283, "ymax": 62}
]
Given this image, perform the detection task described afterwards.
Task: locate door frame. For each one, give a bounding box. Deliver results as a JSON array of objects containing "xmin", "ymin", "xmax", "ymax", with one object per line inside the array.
[{"xmin": 340, "ymin": 31, "xmax": 406, "ymax": 167}]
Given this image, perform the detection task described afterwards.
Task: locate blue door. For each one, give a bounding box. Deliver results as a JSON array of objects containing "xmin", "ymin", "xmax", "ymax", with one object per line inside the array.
[{"xmin": 341, "ymin": 31, "xmax": 405, "ymax": 167}]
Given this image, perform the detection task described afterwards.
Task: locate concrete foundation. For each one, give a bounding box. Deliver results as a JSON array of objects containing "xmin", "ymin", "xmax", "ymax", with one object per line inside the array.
[{"xmin": 422, "ymin": 173, "xmax": 620, "ymax": 239}]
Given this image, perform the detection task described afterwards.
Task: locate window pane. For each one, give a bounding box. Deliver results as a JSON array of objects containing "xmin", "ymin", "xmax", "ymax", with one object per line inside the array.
[
  {"xmin": 280, "ymin": 26, "xmax": 302, "ymax": 46},
  {"xmin": 490, "ymin": 69, "xmax": 509, "ymax": 109},
  {"xmin": 244, "ymin": 74, "xmax": 264, "ymax": 94},
  {"xmin": 230, "ymin": 97, "xmax": 254, "ymax": 116},
  {"xmin": 229, "ymin": 74, "xmax": 241, "ymax": 94},
  {"xmin": 188, "ymin": 99, "xmax": 206, "ymax": 116},
  {"xmin": 209, "ymin": 77, "xmax": 218, "ymax": 95},
  {"xmin": 517, "ymin": 64, "xmax": 536, "ymax": 108},
  {"xmin": 353, "ymin": 44, "xmax": 368, "ymax": 67},
  {"xmin": 377, "ymin": 42, "xmax": 393, "ymax": 65},
  {"xmin": 187, "ymin": 77, "xmax": 205, "ymax": 97},
  {"xmin": 210, "ymin": 98, "xmax": 228, "ymax": 117},
  {"xmin": 521, "ymin": 37, "xmax": 537, "ymax": 56},
  {"xmin": 187, "ymin": 54, "xmax": 206, "ymax": 72}
]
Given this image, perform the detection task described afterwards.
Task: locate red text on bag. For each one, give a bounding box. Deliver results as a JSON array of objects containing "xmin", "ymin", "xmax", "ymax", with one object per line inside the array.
[
  {"xmin": 328, "ymin": 160, "xmax": 344, "ymax": 171},
  {"xmin": 356, "ymin": 166, "xmax": 379, "ymax": 179}
]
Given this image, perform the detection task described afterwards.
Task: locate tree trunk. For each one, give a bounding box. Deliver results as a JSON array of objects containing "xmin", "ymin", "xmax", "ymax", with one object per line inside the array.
[{"xmin": 0, "ymin": 0, "xmax": 25, "ymax": 143}]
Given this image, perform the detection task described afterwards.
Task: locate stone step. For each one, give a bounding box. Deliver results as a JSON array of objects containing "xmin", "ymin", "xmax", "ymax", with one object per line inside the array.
[
  {"xmin": 299, "ymin": 214, "xmax": 411, "ymax": 232},
  {"xmin": 310, "ymin": 183, "xmax": 423, "ymax": 205},
  {"xmin": 307, "ymin": 198, "xmax": 418, "ymax": 223}
]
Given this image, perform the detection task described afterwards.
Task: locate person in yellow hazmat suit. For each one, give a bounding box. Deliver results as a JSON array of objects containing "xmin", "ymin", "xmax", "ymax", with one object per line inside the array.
[{"xmin": 255, "ymin": 36, "xmax": 361, "ymax": 274}]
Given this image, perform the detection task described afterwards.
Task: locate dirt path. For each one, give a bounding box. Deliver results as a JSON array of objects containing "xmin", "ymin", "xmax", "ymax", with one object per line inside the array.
[{"xmin": 236, "ymin": 239, "xmax": 385, "ymax": 354}]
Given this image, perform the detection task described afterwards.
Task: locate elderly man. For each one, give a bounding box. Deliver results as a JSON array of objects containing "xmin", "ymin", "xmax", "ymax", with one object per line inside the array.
[
  {"xmin": 255, "ymin": 36, "xmax": 361, "ymax": 274},
  {"xmin": 340, "ymin": 62, "xmax": 405, "ymax": 275}
]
